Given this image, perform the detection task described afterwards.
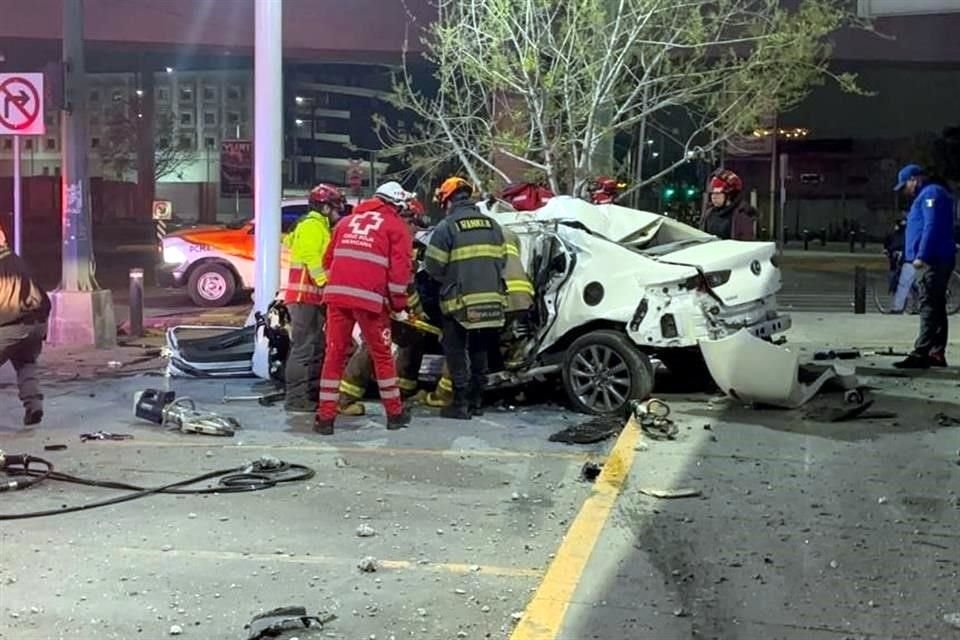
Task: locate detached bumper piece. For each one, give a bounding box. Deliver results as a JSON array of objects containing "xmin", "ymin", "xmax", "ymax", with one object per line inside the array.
[
  {"xmin": 699, "ymin": 329, "xmax": 857, "ymax": 408},
  {"xmin": 165, "ymin": 325, "xmax": 257, "ymax": 378}
]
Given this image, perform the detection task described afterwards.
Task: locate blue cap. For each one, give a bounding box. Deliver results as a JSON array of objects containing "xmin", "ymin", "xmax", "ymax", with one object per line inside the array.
[{"xmin": 894, "ymin": 164, "xmax": 924, "ymax": 191}]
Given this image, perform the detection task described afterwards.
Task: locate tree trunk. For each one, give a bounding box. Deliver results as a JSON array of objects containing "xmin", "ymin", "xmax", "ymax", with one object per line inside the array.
[{"xmin": 136, "ymin": 58, "xmax": 155, "ymax": 222}]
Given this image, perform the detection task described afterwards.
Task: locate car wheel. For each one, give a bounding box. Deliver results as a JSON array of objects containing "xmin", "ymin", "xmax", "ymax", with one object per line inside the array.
[
  {"xmin": 561, "ymin": 329, "xmax": 654, "ymax": 416},
  {"xmin": 187, "ymin": 262, "xmax": 236, "ymax": 308}
]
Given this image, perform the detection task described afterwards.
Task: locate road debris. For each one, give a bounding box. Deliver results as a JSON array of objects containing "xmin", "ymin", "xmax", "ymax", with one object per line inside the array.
[
  {"xmin": 814, "ymin": 349, "xmax": 861, "ymax": 361},
  {"xmin": 334, "ymin": 457, "xmax": 349, "ymax": 468},
  {"xmin": 935, "ymin": 413, "xmax": 960, "ymax": 427},
  {"xmin": 80, "ymin": 431, "xmax": 134, "ymax": 442},
  {"xmin": 169, "ymin": 624, "xmax": 183, "ymax": 636},
  {"xmin": 639, "ymin": 487, "xmax": 702, "ymax": 499},
  {"xmin": 944, "ymin": 612, "xmax": 960, "ymax": 630},
  {"xmin": 357, "ymin": 556, "xmax": 379, "ymax": 573},
  {"xmin": 356, "ymin": 524, "xmax": 376, "ymax": 538},
  {"xmin": 580, "ymin": 462, "xmax": 603, "ymax": 482},
  {"xmin": 548, "ymin": 416, "xmax": 622, "ymax": 444},
  {"xmin": 244, "ymin": 606, "xmax": 335, "ymax": 640},
  {"xmin": 43, "ymin": 444, "xmax": 67, "ymax": 451}
]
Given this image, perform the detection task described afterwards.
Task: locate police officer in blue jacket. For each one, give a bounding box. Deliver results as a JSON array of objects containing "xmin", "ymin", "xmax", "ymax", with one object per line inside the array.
[{"xmin": 893, "ymin": 164, "xmax": 957, "ymax": 368}]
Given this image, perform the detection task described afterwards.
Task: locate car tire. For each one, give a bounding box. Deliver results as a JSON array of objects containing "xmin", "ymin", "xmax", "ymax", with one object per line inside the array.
[
  {"xmin": 187, "ymin": 262, "xmax": 237, "ymax": 308},
  {"xmin": 561, "ymin": 329, "xmax": 654, "ymax": 416}
]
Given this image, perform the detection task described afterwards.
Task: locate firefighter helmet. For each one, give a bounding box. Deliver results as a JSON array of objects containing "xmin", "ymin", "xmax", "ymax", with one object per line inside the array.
[
  {"xmin": 308, "ymin": 183, "xmax": 345, "ymax": 212},
  {"xmin": 434, "ymin": 177, "xmax": 474, "ymax": 205},
  {"xmin": 708, "ymin": 169, "xmax": 743, "ymax": 195}
]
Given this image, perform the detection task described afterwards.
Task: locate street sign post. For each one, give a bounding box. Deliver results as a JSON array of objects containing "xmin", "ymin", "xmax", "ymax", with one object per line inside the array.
[{"xmin": 0, "ymin": 73, "xmax": 45, "ymax": 255}]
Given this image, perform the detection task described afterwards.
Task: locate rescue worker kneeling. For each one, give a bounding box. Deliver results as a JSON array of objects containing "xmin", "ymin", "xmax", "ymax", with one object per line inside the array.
[
  {"xmin": 314, "ymin": 182, "xmax": 414, "ymax": 435},
  {"xmin": 425, "ymin": 177, "xmax": 508, "ymax": 420},
  {"xmin": 282, "ymin": 184, "xmax": 344, "ymax": 413},
  {"xmin": 337, "ymin": 195, "xmax": 429, "ymax": 416},
  {"xmin": 423, "ymin": 225, "xmax": 534, "ymax": 411}
]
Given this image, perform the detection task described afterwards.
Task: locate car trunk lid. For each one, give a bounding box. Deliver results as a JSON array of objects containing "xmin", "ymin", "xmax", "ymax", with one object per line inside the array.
[{"xmin": 658, "ymin": 240, "xmax": 781, "ymax": 305}]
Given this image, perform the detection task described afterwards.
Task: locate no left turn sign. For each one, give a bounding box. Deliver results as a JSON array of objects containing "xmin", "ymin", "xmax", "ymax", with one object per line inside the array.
[{"xmin": 0, "ymin": 73, "xmax": 45, "ymax": 136}]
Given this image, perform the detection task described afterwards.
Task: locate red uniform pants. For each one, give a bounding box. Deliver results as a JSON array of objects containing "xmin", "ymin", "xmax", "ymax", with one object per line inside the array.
[{"xmin": 318, "ymin": 305, "xmax": 402, "ymax": 420}]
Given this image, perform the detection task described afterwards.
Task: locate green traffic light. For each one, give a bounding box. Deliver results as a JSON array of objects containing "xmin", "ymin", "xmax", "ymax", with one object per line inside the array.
[{"xmin": 664, "ymin": 187, "xmax": 676, "ymax": 199}]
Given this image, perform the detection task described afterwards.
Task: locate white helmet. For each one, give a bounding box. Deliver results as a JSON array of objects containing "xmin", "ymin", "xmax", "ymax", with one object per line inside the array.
[{"xmin": 375, "ymin": 181, "xmax": 415, "ymax": 206}]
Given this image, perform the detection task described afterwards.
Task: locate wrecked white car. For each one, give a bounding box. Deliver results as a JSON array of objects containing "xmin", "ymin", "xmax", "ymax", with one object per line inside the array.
[
  {"xmin": 470, "ymin": 196, "xmax": 791, "ymax": 414},
  {"xmin": 166, "ymin": 196, "xmax": 790, "ymax": 416}
]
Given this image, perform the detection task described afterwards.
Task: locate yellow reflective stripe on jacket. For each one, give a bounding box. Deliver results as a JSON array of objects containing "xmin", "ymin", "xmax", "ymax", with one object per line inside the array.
[
  {"xmin": 339, "ymin": 379, "xmax": 365, "ymax": 399},
  {"xmin": 308, "ymin": 265, "xmax": 328, "ymax": 286},
  {"xmin": 506, "ymin": 279, "xmax": 534, "ymax": 295},
  {"xmin": 449, "ymin": 244, "xmax": 506, "ymax": 262},
  {"xmin": 505, "ymin": 243, "xmax": 520, "ymax": 257},
  {"xmin": 424, "ymin": 245, "xmax": 449, "ymax": 265},
  {"xmin": 440, "ymin": 291, "xmax": 506, "ymax": 313},
  {"xmin": 287, "ymin": 211, "xmax": 331, "ymax": 284}
]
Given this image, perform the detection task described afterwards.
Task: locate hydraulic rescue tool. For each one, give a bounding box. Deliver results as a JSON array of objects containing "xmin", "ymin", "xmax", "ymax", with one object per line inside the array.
[{"xmin": 134, "ymin": 389, "xmax": 239, "ymax": 436}]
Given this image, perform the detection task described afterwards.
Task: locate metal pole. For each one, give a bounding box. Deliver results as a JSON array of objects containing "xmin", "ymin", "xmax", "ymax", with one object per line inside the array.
[
  {"xmin": 778, "ymin": 152, "xmax": 788, "ymax": 252},
  {"xmin": 13, "ymin": 136, "xmax": 22, "ymax": 255},
  {"xmin": 60, "ymin": 0, "xmax": 97, "ymax": 291},
  {"xmin": 252, "ymin": 0, "xmax": 282, "ymax": 315},
  {"xmin": 768, "ymin": 113, "xmax": 778, "ymax": 242},
  {"xmin": 128, "ymin": 268, "xmax": 144, "ymax": 338}
]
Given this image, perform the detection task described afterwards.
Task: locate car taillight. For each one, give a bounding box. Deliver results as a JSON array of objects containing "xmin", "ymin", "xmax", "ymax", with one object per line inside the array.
[{"xmin": 703, "ymin": 270, "xmax": 731, "ymax": 288}]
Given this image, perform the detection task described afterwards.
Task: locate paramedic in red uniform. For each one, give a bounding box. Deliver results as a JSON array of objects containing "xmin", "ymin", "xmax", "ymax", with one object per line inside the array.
[{"xmin": 314, "ymin": 182, "xmax": 415, "ymax": 435}]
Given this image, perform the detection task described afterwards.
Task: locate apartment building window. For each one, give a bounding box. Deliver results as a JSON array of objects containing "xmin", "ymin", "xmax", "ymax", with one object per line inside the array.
[
  {"xmin": 45, "ymin": 138, "xmax": 56, "ymax": 151},
  {"xmin": 204, "ymin": 136, "xmax": 217, "ymax": 150},
  {"xmin": 180, "ymin": 111, "xmax": 195, "ymax": 127},
  {"xmin": 42, "ymin": 166, "xmax": 50, "ymax": 176},
  {"xmin": 179, "ymin": 85, "xmax": 194, "ymax": 103},
  {"xmin": 157, "ymin": 87, "xmax": 171, "ymax": 103},
  {"xmin": 90, "ymin": 138, "xmax": 100, "ymax": 149},
  {"xmin": 226, "ymin": 111, "xmax": 241, "ymax": 126},
  {"xmin": 202, "ymin": 85, "xmax": 218, "ymax": 102},
  {"xmin": 226, "ymin": 85, "xmax": 243, "ymax": 101},
  {"xmin": 203, "ymin": 110, "xmax": 218, "ymax": 127},
  {"xmin": 178, "ymin": 134, "xmax": 195, "ymax": 150},
  {"xmin": 111, "ymin": 88, "xmax": 124, "ymax": 102},
  {"xmin": 24, "ymin": 140, "xmax": 33, "ymax": 151},
  {"xmin": 89, "ymin": 89, "xmax": 101, "ymax": 104},
  {"xmin": 2, "ymin": 139, "xmax": 11, "ymax": 150},
  {"xmin": 159, "ymin": 137, "xmax": 171, "ymax": 148}
]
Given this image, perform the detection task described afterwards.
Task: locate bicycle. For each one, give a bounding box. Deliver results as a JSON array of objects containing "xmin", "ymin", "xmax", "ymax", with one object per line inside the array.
[{"xmin": 872, "ymin": 251, "xmax": 960, "ymax": 315}]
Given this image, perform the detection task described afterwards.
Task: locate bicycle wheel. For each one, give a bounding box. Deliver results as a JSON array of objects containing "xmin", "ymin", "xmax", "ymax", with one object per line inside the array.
[
  {"xmin": 871, "ymin": 272, "xmax": 897, "ymax": 314},
  {"xmin": 947, "ymin": 270, "xmax": 960, "ymax": 315}
]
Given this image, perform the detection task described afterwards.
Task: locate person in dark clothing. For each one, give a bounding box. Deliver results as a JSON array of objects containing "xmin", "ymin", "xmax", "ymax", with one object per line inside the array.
[
  {"xmin": 892, "ymin": 164, "xmax": 957, "ymax": 368},
  {"xmin": 0, "ymin": 226, "xmax": 50, "ymax": 427},
  {"xmin": 424, "ymin": 177, "xmax": 507, "ymax": 420},
  {"xmin": 700, "ymin": 169, "xmax": 757, "ymax": 240}
]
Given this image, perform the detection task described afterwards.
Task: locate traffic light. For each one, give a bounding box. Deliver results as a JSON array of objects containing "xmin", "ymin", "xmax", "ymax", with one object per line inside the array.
[
  {"xmin": 663, "ymin": 186, "xmax": 676, "ymax": 201},
  {"xmin": 685, "ymin": 186, "xmax": 697, "ymax": 200}
]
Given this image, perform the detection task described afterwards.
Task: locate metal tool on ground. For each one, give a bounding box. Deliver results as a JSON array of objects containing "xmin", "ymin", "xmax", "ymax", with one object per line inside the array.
[
  {"xmin": 80, "ymin": 431, "xmax": 133, "ymax": 442},
  {"xmin": 222, "ymin": 389, "xmax": 285, "ymax": 406},
  {"xmin": 134, "ymin": 389, "xmax": 239, "ymax": 436},
  {"xmin": 630, "ymin": 398, "xmax": 678, "ymax": 440}
]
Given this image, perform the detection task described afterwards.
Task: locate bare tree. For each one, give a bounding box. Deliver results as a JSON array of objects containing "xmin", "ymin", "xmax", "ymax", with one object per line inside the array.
[
  {"xmin": 100, "ymin": 98, "xmax": 197, "ymax": 184},
  {"xmin": 377, "ymin": 0, "xmax": 866, "ymax": 196}
]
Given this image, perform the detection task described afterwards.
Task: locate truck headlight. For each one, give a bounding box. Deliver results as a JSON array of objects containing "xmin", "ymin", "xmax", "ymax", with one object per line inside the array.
[{"xmin": 163, "ymin": 246, "xmax": 187, "ymax": 265}]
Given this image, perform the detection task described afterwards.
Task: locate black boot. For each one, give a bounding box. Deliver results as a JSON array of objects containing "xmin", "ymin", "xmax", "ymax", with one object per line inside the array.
[
  {"xmin": 467, "ymin": 384, "xmax": 485, "ymax": 417},
  {"xmin": 386, "ymin": 409, "xmax": 411, "ymax": 430},
  {"xmin": 441, "ymin": 390, "xmax": 472, "ymax": 420},
  {"xmin": 313, "ymin": 416, "xmax": 335, "ymax": 435}
]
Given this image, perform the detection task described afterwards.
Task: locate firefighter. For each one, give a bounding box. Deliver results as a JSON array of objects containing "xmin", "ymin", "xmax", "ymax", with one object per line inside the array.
[
  {"xmin": 315, "ymin": 181, "xmax": 414, "ymax": 435},
  {"xmin": 425, "ymin": 177, "xmax": 507, "ymax": 420},
  {"xmin": 282, "ymin": 184, "xmax": 344, "ymax": 413},
  {"xmin": 0, "ymin": 226, "xmax": 50, "ymax": 427},
  {"xmin": 423, "ymin": 225, "xmax": 534, "ymax": 412},
  {"xmin": 337, "ymin": 193, "xmax": 428, "ymax": 416}
]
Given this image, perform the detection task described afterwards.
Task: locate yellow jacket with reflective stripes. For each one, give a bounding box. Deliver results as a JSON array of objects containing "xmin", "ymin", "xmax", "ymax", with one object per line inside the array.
[
  {"xmin": 503, "ymin": 228, "xmax": 534, "ymax": 313},
  {"xmin": 282, "ymin": 210, "xmax": 331, "ymax": 305},
  {"xmin": 424, "ymin": 199, "xmax": 507, "ymax": 330}
]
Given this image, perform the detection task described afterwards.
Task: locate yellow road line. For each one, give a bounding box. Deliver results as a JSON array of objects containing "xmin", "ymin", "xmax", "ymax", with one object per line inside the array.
[
  {"xmin": 0, "ymin": 541, "xmax": 541, "ymax": 578},
  {"xmin": 95, "ymin": 439, "xmax": 592, "ymax": 462},
  {"xmin": 510, "ymin": 417, "xmax": 640, "ymax": 640}
]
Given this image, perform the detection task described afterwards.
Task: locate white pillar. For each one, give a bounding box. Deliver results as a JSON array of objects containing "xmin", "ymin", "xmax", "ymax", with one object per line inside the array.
[
  {"xmin": 253, "ymin": 0, "xmax": 283, "ymax": 313},
  {"xmin": 251, "ymin": 0, "xmax": 283, "ymax": 379}
]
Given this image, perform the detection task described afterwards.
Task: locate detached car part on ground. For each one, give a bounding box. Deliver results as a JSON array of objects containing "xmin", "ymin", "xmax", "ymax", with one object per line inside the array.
[{"xmin": 165, "ymin": 197, "xmax": 791, "ymax": 416}]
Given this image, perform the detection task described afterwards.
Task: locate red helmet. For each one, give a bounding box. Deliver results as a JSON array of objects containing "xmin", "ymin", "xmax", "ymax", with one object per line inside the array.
[
  {"xmin": 308, "ymin": 183, "xmax": 345, "ymax": 212},
  {"xmin": 709, "ymin": 169, "xmax": 743, "ymax": 195}
]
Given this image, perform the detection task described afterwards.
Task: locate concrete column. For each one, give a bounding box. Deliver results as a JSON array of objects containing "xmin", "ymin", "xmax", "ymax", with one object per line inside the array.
[
  {"xmin": 251, "ymin": 0, "xmax": 283, "ymax": 379},
  {"xmin": 47, "ymin": 0, "xmax": 117, "ymax": 348}
]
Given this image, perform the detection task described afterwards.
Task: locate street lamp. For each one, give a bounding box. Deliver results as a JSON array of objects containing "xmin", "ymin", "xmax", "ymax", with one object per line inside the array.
[
  {"xmin": 295, "ymin": 96, "xmax": 305, "ymax": 105},
  {"xmin": 165, "ymin": 66, "xmax": 174, "ymax": 74}
]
